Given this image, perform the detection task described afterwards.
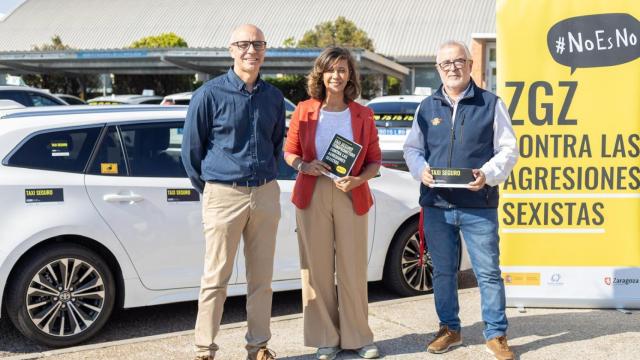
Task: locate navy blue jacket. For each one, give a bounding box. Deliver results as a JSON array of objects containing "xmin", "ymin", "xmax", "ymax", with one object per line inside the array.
[
  {"xmin": 181, "ymin": 68, "xmax": 286, "ymax": 193},
  {"xmin": 416, "ymin": 80, "xmax": 499, "ymax": 208}
]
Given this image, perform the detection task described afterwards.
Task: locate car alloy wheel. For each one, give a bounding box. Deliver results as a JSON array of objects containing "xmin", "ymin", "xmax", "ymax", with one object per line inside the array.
[
  {"xmin": 400, "ymin": 231, "xmax": 433, "ymax": 292},
  {"xmin": 6, "ymin": 244, "xmax": 115, "ymax": 347},
  {"xmin": 383, "ymin": 219, "xmax": 434, "ymax": 297},
  {"xmin": 26, "ymin": 258, "xmax": 106, "ymax": 336}
]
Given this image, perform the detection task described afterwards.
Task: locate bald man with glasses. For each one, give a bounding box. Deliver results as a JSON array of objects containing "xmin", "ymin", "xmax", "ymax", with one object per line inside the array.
[{"xmin": 182, "ymin": 24, "xmax": 285, "ymax": 360}]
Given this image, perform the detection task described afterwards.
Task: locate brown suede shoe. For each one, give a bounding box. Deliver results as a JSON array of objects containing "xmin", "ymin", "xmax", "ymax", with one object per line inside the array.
[
  {"xmin": 426, "ymin": 325, "xmax": 462, "ymax": 354},
  {"xmin": 485, "ymin": 336, "xmax": 515, "ymax": 360},
  {"xmin": 247, "ymin": 347, "xmax": 277, "ymax": 360}
]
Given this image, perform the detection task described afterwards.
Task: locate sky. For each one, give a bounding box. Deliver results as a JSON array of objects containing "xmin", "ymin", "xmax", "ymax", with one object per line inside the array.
[{"xmin": 0, "ymin": 0, "xmax": 26, "ymax": 20}]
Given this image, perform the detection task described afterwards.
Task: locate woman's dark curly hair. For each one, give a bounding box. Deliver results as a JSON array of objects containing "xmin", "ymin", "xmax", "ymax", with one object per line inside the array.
[{"xmin": 307, "ymin": 46, "xmax": 361, "ymax": 102}]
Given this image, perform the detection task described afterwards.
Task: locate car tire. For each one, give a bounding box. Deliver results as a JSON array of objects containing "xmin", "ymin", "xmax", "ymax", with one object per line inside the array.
[
  {"xmin": 6, "ymin": 243, "xmax": 115, "ymax": 347},
  {"xmin": 383, "ymin": 219, "xmax": 434, "ymax": 297}
]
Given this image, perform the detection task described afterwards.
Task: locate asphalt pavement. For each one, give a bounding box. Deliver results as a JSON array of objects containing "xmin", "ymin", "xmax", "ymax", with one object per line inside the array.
[{"xmin": 2, "ymin": 272, "xmax": 638, "ymax": 360}]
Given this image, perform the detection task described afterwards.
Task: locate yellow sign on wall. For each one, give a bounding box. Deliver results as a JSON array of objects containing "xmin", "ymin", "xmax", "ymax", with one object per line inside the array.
[{"xmin": 497, "ymin": 0, "xmax": 640, "ymax": 267}]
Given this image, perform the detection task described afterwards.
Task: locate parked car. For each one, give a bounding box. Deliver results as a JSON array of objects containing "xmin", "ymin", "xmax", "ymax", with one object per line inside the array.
[
  {"xmin": 159, "ymin": 91, "xmax": 193, "ymax": 105},
  {"xmin": 161, "ymin": 91, "xmax": 297, "ymax": 127},
  {"xmin": 0, "ymin": 105, "xmax": 469, "ymax": 347},
  {"xmin": 0, "ymin": 86, "xmax": 68, "ymax": 107},
  {"xmin": 366, "ymin": 95, "xmax": 427, "ymax": 171},
  {"xmin": 87, "ymin": 94, "xmax": 163, "ymax": 105},
  {"xmin": 0, "ymin": 99, "xmax": 25, "ymax": 110},
  {"xmin": 55, "ymin": 94, "xmax": 87, "ymax": 105}
]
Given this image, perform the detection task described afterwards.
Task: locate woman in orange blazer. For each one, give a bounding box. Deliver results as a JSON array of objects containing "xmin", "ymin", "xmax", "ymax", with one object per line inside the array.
[{"xmin": 284, "ymin": 47, "xmax": 381, "ymax": 360}]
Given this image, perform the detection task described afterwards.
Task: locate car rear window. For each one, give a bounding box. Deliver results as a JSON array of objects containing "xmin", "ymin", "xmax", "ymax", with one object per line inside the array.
[
  {"xmin": 87, "ymin": 126, "xmax": 127, "ymax": 176},
  {"xmin": 367, "ymin": 101, "xmax": 419, "ymax": 115},
  {"xmin": 119, "ymin": 122, "xmax": 187, "ymax": 177},
  {"xmin": 139, "ymin": 99, "xmax": 162, "ymax": 105},
  {"xmin": 30, "ymin": 93, "xmax": 64, "ymax": 106},
  {"xmin": 5, "ymin": 127, "xmax": 102, "ymax": 173},
  {"xmin": 367, "ymin": 101, "xmax": 419, "ymax": 128},
  {"xmin": 0, "ymin": 90, "xmax": 30, "ymax": 106}
]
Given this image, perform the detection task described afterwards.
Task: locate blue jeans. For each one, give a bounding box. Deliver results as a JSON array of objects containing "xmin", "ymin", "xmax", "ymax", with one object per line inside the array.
[{"xmin": 423, "ymin": 206, "xmax": 507, "ymax": 340}]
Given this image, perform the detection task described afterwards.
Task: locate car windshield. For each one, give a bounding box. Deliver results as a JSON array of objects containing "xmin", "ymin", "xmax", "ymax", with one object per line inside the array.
[
  {"xmin": 367, "ymin": 101, "xmax": 419, "ymax": 128},
  {"xmin": 284, "ymin": 98, "xmax": 295, "ymax": 112}
]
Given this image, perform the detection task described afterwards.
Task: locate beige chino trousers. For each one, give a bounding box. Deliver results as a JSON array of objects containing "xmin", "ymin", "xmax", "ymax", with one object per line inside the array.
[
  {"xmin": 194, "ymin": 180, "xmax": 281, "ymax": 357},
  {"xmin": 296, "ymin": 175, "xmax": 374, "ymax": 350}
]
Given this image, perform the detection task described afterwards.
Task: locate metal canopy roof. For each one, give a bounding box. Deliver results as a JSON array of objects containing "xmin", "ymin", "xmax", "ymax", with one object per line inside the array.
[
  {"xmin": 0, "ymin": 0, "xmax": 496, "ymax": 60},
  {"xmin": 0, "ymin": 48, "xmax": 410, "ymax": 79}
]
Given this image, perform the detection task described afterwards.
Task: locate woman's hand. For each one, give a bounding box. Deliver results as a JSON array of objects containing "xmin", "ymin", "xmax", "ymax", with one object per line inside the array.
[
  {"xmin": 301, "ymin": 160, "xmax": 332, "ymax": 177},
  {"xmin": 334, "ymin": 176, "xmax": 364, "ymax": 192}
]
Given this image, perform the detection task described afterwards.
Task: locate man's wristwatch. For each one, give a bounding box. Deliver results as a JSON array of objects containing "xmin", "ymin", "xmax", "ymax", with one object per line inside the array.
[{"xmin": 296, "ymin": 160, "xmax": 304, "ymax": 172}]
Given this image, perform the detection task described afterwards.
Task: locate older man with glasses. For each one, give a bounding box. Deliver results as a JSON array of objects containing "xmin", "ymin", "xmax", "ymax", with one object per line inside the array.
[
  {"xmin": 403, "ymin": 40, "xmax": 519, "ymax": 360},
  {"xmin": 182, "ymin": 24, "xmax": 285, "ymax": 360}
]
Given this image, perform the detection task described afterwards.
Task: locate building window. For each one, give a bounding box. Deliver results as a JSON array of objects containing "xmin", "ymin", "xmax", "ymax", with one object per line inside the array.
[
  {"xmin": 403, "ymin": 65, "xmax": 441, "ymax": 94},
  {"xmin": 486, "ymin": 42, "xmax": 497, "ymax": 94}
]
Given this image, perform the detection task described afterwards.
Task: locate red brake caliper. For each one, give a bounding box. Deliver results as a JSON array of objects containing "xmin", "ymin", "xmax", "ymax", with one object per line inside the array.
[{"xmin": 418, "ymin": 208, "xmax": 425, "ymax": 267}]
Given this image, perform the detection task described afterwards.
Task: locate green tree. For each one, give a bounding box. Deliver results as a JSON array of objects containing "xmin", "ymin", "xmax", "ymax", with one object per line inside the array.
[
  {"xmin": 23, "ymin": 35, "xmax": 99, "ymax": 99},
  {"xmin": 282, "ymin": 37, "xmax": 297, "ymax": 48},
  {"xmin": 298, "ymin": 16, "xmax": 374, "ymax": 51},
  {"xmin": 33, "ymin": 35, "xmax": 69, "ymax": 51},
  {"xmin": 386, "ymin": 76, "xmax": 401, "ymax": 95},
  {"xmin": 275, "ymin": 17, "xmax": 382, "ymax": 100},
  {"xmin": 130, "ymin": 32, "xmax": 188, "ymax": 48},
  {"xmin": 113, "ymin": 33, "xmax": 195, "ymax": 95},
  {"xmin": 264, "ymin": 75, "xmax": 308, "ymax": 104}
]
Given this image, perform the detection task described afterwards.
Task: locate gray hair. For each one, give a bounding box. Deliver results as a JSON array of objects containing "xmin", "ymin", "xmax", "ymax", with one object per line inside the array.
[{"xmin": 436, "ymin": 40, "xmax": 472, "ymax": 62}]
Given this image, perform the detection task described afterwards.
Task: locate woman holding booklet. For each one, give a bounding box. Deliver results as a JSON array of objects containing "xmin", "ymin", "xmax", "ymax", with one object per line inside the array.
[{"xmin": 284, "ymin": 46, "xmax": 382, "ymax": 360}]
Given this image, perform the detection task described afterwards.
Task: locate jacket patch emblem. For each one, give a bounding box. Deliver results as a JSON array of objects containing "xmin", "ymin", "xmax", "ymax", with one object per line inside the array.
[{"xmin": 431, "ymin": 117, "xmax": 442, "ymax": 126}]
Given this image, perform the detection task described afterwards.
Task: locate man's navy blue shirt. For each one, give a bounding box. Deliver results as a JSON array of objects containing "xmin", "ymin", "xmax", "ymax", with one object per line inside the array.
[{"xmin": 181, "ymin": 68, "xmax": 286, "ymax": 193}]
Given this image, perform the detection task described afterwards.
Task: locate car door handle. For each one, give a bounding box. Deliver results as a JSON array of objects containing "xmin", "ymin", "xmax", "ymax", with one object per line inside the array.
[{"xmin": 103, "ymin": 194, "xmax": 144, "ymax": 203}]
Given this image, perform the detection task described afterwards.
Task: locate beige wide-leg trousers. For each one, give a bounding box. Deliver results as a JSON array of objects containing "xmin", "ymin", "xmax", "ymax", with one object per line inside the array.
[
  {"xmin": 194, "ymin": 180, "xmax": 281, "ymax": 357},
  {"xmin": 296, "ymin": 175, "xmax": 374, "ymax": 350}
]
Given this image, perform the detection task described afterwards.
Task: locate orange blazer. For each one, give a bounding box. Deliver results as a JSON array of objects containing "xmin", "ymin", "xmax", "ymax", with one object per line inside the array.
[{"xmin": 284, "ymin": 98, "xmax": 382, "ymax": 215}]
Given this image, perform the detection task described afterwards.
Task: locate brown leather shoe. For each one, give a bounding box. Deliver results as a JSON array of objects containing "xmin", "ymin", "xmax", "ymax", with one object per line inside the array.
[
  {"xmin": 485, "ymin": 335, "xmax": 514, "ymax": 360},
  {"xmin": 426, "ymin": 325, "xmax": 462, "ymax": 353},
  {"xmin": 247, "ymin": 347, "xmax": 277, "ymax": 360}
]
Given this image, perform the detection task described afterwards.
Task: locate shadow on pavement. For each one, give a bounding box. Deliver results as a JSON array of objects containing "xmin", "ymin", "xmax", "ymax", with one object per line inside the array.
[
  {"xmin": 0, "ymin": 281, "xmax": 402, "ymax": 355},
  {"xmin": 476, "ymin": 309, "xmax": 637, "ymax": 356},
  {"xmin": 364, "ymin": 309, "xmax": 636, "ymax": 359},
  {"xmin": 0, "ymin": 272, "xmax": 478, "ymax": 356}
]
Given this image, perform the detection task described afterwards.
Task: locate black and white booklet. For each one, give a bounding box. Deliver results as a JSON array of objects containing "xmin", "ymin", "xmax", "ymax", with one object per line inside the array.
[
  {"xmin": 430, "ymin": 167, "xmax": 475, "ymax": 188},
  {"xmin": 321, "ymin": 134, "xmax": 362, "ymax": 180}
]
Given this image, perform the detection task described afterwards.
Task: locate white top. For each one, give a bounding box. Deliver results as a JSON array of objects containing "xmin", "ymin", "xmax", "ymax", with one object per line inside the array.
[
  {"xmin": 315, "ymin": 108, "xmax": 353, "ymax": 159},
  {"xmin": 403, "ymin": 87, "xmax": 519, "ymax": 187}
]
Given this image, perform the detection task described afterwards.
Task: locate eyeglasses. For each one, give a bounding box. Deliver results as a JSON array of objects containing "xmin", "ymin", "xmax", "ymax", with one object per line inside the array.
[
  {"xmin": 437, "ymin": 58, "xmax": 468, "ymax": 71},
  {"xmin": 231, "ymin": 41, "xmax": 267, "ymax": 51}
]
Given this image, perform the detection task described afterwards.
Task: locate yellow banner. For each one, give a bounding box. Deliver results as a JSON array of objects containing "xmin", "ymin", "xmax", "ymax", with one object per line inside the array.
[{"xmin": 497, "ymin": 0, "xmax": 640, "ymax": 266}]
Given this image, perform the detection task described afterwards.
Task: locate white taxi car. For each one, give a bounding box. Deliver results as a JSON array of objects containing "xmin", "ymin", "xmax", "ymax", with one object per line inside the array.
[
  {"xmin": 366, "ymin": 95, "xmax": 426, "ymax": 171},
  {"xmin": 87, "ymin": 94, "xmax": 163, "ymax": 105},
  {"xmin": 0, "ymin": 106, "xmax": 469, "ymax": 347},
  {"xmin": 161, "ymin": 91, "xmax": 297, "ymax": 127}
]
